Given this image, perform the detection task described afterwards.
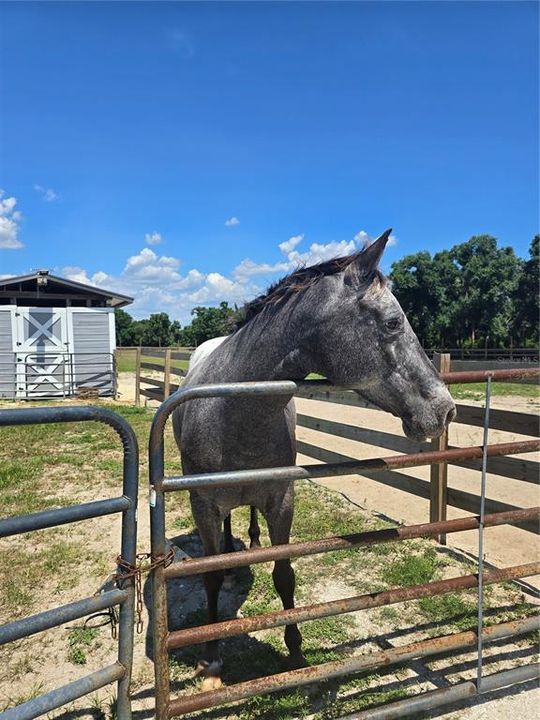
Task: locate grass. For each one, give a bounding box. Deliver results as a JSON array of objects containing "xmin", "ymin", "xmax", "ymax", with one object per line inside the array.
[
  {"xmin": 67, "ymin": 627, "xmax": 99, "ymax": 665},
  {"xmin": 115, "ymin": 348, "xmax": 190, "ymax": 374},
  {"xmin": 382, "ymin": 548, "xmax": 438, "ymax": 587},
  {"xmin": 449, "ymin": 381, "xmax": 539, "ymax": 400}
]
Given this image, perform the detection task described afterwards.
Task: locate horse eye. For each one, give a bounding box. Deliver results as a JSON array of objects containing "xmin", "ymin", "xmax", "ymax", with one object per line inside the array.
[{"xmin": 385, "ymin": 318, "xmax": 402, "ymax": 332}]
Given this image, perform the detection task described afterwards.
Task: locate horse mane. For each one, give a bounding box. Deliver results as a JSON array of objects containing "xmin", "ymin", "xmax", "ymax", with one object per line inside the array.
[{"xmin": 234, "ymin": 251, "xmax": 386, "ymax": 330}]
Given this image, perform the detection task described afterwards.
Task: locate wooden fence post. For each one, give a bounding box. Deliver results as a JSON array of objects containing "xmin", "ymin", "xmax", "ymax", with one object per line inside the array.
[
  {"xmin": 430, "ymin": 352, "xmax": 451, "ymax": 544},
  {"xmin": 135, "ymin": 347, "xmax": 141, "ymax": 407},
  {"xmin": 163, "ymin": 348, "xmax": 172, "ymax": 400}
]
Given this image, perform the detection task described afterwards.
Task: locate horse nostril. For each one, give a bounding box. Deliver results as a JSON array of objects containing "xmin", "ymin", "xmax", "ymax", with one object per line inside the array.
[{"xmin": 444, "ymin": 406, "xmax": 456, "ymax": 427}]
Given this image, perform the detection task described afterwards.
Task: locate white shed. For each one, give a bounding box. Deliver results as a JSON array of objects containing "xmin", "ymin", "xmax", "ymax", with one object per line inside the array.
[{"xmin": 0, "ymin": 270, "xmax": 133, "ymax": 399}]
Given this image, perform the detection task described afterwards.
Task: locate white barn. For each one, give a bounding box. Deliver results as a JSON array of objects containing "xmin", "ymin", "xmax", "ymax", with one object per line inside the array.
[{"xmin": 0, "ymin": 270, "xmax": 133, "ymax": 399}]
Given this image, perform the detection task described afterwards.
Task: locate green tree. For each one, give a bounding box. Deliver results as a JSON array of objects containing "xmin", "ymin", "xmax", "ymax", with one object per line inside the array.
[
  {"xmin": 181, "ymin": 302, "xmax": 236, "ymax": 346},
  {"xmin": 391, "ymin": 235, "xmax": 524, "ymax": 348},
  {"xmin": 449, "ymin": 235, "xmax": 521, "ymax": 346},
  {"xmin": 140, "ymin": 312, "xmax": 173, "ymax": 347},
  {"xmin": 114, "ymin": 309, "xmax": 140, "ymax": 346},
  {"xmin": 512, "ymin": 236, "xmax": 539, "ymax": 345}
]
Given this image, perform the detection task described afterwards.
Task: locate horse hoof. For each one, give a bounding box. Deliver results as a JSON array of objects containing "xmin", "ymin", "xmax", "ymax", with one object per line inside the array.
[{"xmin": 201, "ymin": 675, "xmax": 223, "ymax": 691}]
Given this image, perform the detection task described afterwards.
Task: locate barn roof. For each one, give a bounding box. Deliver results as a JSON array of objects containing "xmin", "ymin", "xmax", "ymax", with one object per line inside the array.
[{"xmin": 0, "ymin": 270, "xmax": 133, "ymax": 308}]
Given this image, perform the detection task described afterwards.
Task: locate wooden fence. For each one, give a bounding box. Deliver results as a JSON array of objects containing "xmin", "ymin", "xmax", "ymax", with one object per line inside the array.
[
  {"xmin": 295, "ymin": 355, "xmax": 539, "ymax": 538},
  {"xmin": 133, "ymin": 347, "xmax": 193, "ymax": 405},
  {"xmin": 132, "ymin": 348, "xmax": 539, "ymax": 534}
]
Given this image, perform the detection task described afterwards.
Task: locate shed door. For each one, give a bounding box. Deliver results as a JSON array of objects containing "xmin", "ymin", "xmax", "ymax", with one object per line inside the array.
[
  {"xmin": 71, "ymin": 310, "xmax": 114, "ymax": 394},
  {"xmin": 15, "ymin": 308, "xmax": 69, "ymax": 398}
]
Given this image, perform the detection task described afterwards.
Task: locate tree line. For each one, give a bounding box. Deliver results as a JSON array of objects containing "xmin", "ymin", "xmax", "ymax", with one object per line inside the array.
[
  {"xmin": 115, "ymin": 301, "xmax": 236, "ymax": 348},
  {"xmin": 116, "ymin": 234, "xmax": 539, "ymax": 350},
  {"xmin": 390, "ymin": 235, "xmax": 538, "ymax": 348}
]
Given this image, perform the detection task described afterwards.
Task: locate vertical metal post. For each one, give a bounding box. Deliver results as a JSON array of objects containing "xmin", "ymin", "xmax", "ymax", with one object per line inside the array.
[
  {"xmin": 430, "ymin": 352, "xmax": 451, "ymax": 543},
  {"xmin": 149, "ymin": 415, "xmax": 170, "ymax": 720},
  {"xmin": 113, "ymin": 351, "xmax": 118, "ymax": 399},
  {"xmin": 135, "ymin": 348, "xmax": 141, "ymax": 407},
  {"xmin": 476, "ymin": 374, "xmax": 492, "ymax": 692},
  {"xmin": 163, "ymin": 348, "xmax": 172, "ymax": 401},
  {"xmin": 115, "ymin": 416, "xmax": 139, "ymax": 720}
]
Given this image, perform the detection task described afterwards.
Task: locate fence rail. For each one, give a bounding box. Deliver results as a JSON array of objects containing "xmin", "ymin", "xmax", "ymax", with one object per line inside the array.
[
  {"xmin": 132, "ymin": 347, "xmax": 193, "ymax": 404},
  {"xmin": 148, "ymin": 378, "xmax": 539, "ymax": 719},
  {"xmin": 133, "ymin": 347, "xmax": 539, "ymax": 538}
]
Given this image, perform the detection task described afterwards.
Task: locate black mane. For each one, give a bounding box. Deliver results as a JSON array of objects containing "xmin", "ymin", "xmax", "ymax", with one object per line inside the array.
[{"xmin": 234, "ymin": 251, "xmax": 385, "ymax": 330}]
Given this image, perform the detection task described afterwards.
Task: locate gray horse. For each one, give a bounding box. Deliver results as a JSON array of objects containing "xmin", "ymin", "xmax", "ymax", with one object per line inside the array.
[{"xmin": 172, "ymin": 229, "xmax": 456, "ymax": 683}]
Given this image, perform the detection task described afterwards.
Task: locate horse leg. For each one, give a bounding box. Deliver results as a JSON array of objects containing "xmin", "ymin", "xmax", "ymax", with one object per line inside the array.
[
  {"xmin": 223, "ymin": 514, "xmax": 235, "ymax": 554},
  {"xmin": 190, "ymin": 498, "xmax": 225, "ymax": 686},
  {"xmin": 248, "ymin": 506, "xmax": 261, "ymax": 548},
  {"xmin": 264, "ymin": 491, "xmax": 305, "ymax": 668},
  {"xmin": 222, "ymin": 514, "xmax": 235, "ymax": 585}
]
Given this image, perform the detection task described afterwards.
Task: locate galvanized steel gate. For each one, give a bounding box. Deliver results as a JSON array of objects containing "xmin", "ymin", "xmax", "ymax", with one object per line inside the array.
[
  {"xmin": 0, "ymin": 406, "xmax": 138, "ymax": 720},
  {"xmin": 148, "ymin": 379, "xmax": 540, "ymax": 720}
]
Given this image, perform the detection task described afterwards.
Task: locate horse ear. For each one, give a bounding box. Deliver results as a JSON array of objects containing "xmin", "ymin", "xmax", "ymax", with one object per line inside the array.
[{"xmin": 346, "ymin": 228, "xmax": 392, "ymax": 284}]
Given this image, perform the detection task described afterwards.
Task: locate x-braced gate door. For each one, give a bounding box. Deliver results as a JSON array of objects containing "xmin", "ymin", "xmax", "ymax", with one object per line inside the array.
[{"xmin": 14, "ymin": 308, "xmax": 70, "ymax": 398}]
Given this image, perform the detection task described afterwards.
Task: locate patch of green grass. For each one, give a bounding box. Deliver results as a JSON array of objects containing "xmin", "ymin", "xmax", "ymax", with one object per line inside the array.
[
  {"xmin": 242, "ymin": 566, "xmax": 278, "ymax": 617},
  {"xmin": 173, "ymin": 515, "xmax": 194, "ymax": 530},
  {"xmin": 450, "ymin": 381, "xmax": 539, "ymax": 400},
  {"xmin": 418, "ymin": 592, "xmax": 476, "ymax": 628},
  {"xmin": 116, "ymin": 349, "xmax": 190, "ymax": 374},
  {"xmin": 383, "ymin": 548, "xmax": 439, "ymax": 587},
  {"xmin": 67, "ymin": 626, "xmax": 99, "ymax": 665},
  {"xmin": 239, "ymin": 689, "xmax": 310, "ymax": 720},
  {"xmin": 315, "ymin": 683, "xmax": 412, "ymax": 719},
  {"xmin": 302, "ymin": 616, "xmax": 353, "ymax": 646},
  {"xmin": 378, "ymin": 606, "xmax": 400, "ymax": 623},
  {"xmin": 1, "ymin": 540, "xmax": 85, "ymax": 618},
  {"xmin": 292, "ymin": 483, "xmax": 371, "ymax": 541}
]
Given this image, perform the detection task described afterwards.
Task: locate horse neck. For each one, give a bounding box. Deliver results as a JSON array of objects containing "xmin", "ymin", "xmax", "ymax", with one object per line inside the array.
[{"xmin": 197, "ymin": 313, "xmax": 306, "ymax": 385}]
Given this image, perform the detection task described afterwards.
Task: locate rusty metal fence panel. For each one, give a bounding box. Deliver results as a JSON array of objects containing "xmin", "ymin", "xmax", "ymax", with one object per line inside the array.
[
  {"xmin": 0, "ymin": 406, "xmax": 138, "ymax": 720},
  {"xmin": 148, "ymin": 377, "xmax": 540, "ymax": 720}
]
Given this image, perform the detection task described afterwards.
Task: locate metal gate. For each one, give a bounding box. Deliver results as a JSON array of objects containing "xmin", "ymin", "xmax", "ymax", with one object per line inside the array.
[
  {"xmin": 0, "ymin": 406, "xmax": 138, "ymax": 720},
  {"xmin": 148, "ymin": 379, "xmax": 539, "ymax": 720}
]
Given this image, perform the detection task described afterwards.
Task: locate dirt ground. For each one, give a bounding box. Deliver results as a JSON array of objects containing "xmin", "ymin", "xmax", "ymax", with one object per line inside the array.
[{"xmin": 1, "ymin": 373, "xmax": 538, "ymax": 719}]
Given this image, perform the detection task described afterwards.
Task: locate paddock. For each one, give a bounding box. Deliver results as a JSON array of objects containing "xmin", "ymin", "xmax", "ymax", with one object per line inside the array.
[{"xmin": 0, "ymin": 363, "xmax": 538, "ymax": 719}]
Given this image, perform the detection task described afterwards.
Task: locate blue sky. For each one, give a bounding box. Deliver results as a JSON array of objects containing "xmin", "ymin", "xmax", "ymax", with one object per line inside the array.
[{"xmin": 0, "ymin": 1, "xmax": 538, "ymax": 322}]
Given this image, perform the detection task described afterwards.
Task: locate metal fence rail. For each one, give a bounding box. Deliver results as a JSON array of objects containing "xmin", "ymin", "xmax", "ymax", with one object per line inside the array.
[
  {"xmin": 148, "ymin": 377, "xmax": 540, "ymax": 720},
  {"xmin": 0, "ymin": 406, "xmax": 138, "ymax": 720}
]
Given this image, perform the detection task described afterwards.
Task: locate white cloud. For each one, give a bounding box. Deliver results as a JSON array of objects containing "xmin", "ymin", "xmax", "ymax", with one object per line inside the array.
[
  {"xmin": 233, "ymin": 258, "xmax": 289, "ymax": 280},
  {"xmin": 62, "ymin": 266, "xmax": 92, "ymax": 284},
  {"xmin": 124, "ymin": 248, "xmax": 181, "ymax": 283},
  {"xmin": 278, "ymin": 234, "xmax": 303, "ymax": 254},
  {"xmin": 287, "ymin": 240, "xmax": 356, "ymax": 268},
  {"xmin": 0, "ymin": 190, "xmax": 23, "ymax": 249},
  {"xmin": 225, "ymin": 216, "xmax": 240, "ymax": 227},
  {"xmin": 144, "ymin": 231, "xmax": 163, "ymax": 245},
  {"xmin": 34, "ymin": 184, "xmax": 58, "ymax": 202}
]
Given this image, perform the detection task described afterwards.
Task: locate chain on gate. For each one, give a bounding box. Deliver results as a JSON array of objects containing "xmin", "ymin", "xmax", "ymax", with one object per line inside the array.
[{"xmin": 115, "ymin": 548, "xmax": 176, "ymax": 633}]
